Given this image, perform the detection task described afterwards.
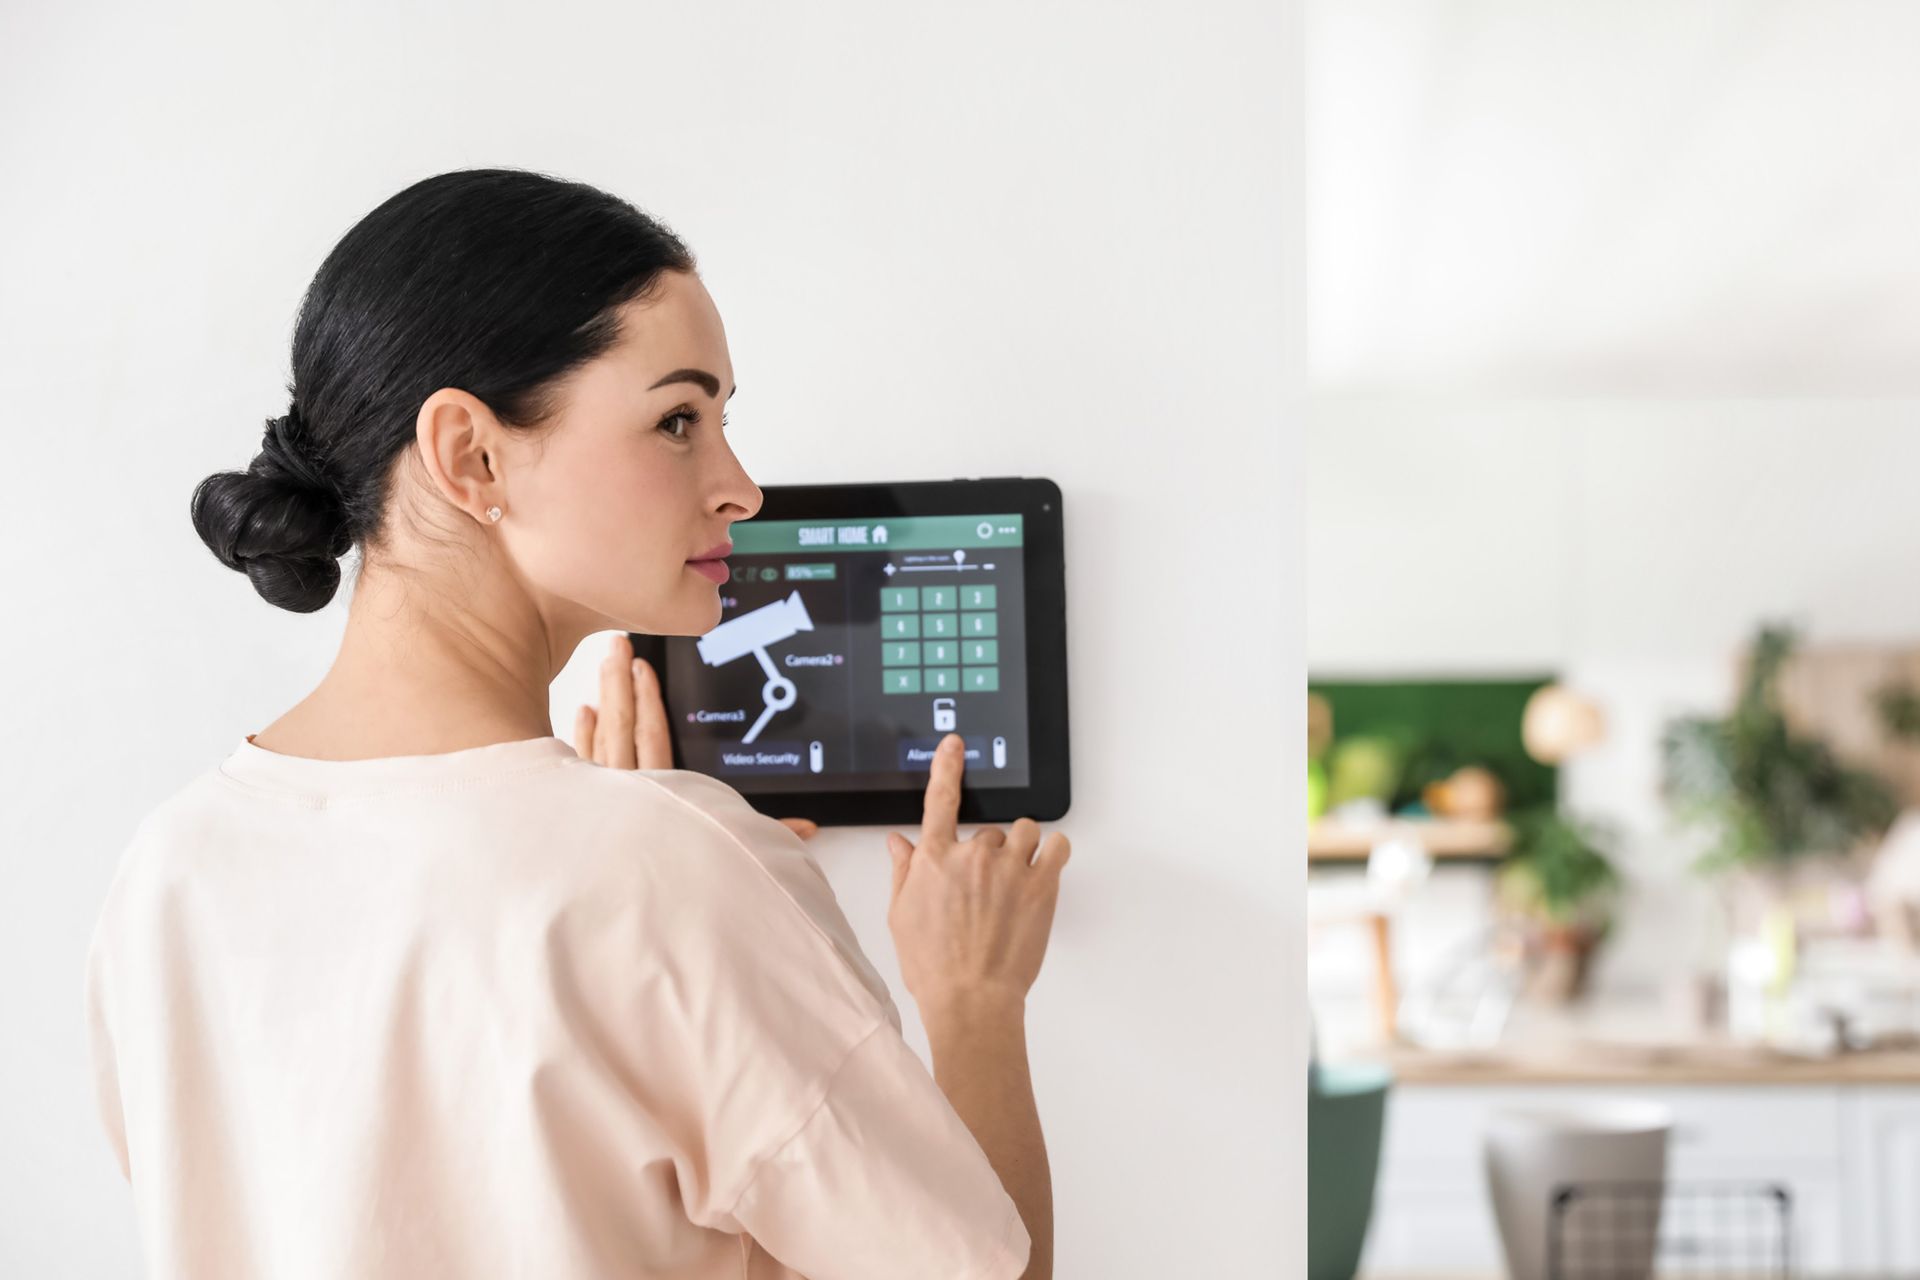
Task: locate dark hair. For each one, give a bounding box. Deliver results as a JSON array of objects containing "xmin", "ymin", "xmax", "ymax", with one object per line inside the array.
[{"xmin": 191, "ymin": 168, "xmax": 697, "ymax": 613}]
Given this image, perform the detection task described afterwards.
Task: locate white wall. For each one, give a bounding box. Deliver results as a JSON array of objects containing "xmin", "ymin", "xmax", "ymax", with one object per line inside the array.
[
  {"xmin": 1308, "ymin": 0, "xmax": 1920, "ymax": 396},
  {"xmin": 1311, "ymin": 400, "xmax": 1920, "ymax": 670},
  {"xmin": 1308, "ymin": 398, "xmax": 1920, "ymax": 1002},
  {"xmin": 1, "ymin": 3, "xmax": 1304, "ymax": 1275}
]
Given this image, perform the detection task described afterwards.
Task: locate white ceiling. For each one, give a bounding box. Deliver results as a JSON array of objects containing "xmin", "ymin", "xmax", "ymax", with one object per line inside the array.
[{"xmin": 1308, "ymin": 0, "xmax": 1920, "ymax": 395}]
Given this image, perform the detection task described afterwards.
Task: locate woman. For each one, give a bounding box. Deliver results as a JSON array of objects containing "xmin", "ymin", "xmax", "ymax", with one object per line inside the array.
[{"xmin": 84, "ymin": 168, "xmax": 1069, "ymax": 1279}]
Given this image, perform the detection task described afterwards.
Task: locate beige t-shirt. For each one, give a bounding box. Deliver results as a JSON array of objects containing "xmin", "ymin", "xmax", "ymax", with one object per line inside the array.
[{"xmin": 84, "ymin": 733, "xmax": 1029, "ymax": 1279}]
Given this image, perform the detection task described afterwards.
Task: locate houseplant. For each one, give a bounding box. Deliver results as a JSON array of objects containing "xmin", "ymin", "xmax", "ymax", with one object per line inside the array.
[
  {"xmin": 1660, "ymin": 623, "xmax": 1901, "ymax": 1029},
  {"xmin": 1660, "ymin": 622, "xmax": 1898, "ymax": 877},
  {"xmin": 1494, "ymin": 807, "xmax": 1621, "ymax": 1001}
]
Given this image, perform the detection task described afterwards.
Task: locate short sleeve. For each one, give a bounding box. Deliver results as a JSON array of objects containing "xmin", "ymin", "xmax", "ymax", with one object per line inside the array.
[
  {"xmin": 620, "ymin": 770, "xmax": 1029, "ymax": 1278},
  {"xmin": 729, "ymin": 1020, "xmax": 1032, "ymax": 1280}
]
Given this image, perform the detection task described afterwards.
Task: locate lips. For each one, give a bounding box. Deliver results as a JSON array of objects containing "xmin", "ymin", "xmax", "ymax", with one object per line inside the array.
[{"xmin": 687, "ymin": 541, "xmax": 732, "ymax": 585}]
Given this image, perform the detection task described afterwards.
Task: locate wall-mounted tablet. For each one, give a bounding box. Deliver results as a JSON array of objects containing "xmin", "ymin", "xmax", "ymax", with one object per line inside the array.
[{"xmin": 629, "ymin": 477, "xmax": 1069, "ymax": 826}]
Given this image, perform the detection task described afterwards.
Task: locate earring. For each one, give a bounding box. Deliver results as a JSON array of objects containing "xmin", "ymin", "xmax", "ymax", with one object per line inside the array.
[{"xmin": 486, "ymin": 505, "xmax": 503, "ymax": 522}]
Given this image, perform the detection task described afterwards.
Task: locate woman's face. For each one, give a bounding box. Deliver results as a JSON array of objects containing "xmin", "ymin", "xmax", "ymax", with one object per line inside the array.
[{"xmin": 496, "ymin": 269, "xmax": 762, "ymax": 639}]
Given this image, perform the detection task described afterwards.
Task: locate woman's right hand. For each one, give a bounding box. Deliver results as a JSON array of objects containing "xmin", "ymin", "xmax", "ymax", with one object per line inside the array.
[{"xmin": 886, "ymin": 734, "xmax": 1071, "ymax": 1017}]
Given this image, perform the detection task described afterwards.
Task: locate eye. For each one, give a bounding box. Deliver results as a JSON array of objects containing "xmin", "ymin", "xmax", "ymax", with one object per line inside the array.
[{"xmin": 657, "ymin": 407, "xmax": 698, "ymax": 441}]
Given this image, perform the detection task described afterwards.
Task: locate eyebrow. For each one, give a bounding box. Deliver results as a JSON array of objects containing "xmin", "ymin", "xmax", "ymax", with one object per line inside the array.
[{"xmin": 648, "ymin": 368, "xmax": 737, "ymax": 400}]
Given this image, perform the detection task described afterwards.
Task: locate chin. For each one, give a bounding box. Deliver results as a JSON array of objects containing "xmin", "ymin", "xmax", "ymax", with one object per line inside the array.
[
  {"xmin": 661, "ymin": 586, "xmax": 724, "ymax": 637},
  {"xmin": 620, "ymin": 582, "xmax": 723, "ymax": 639},
  {"xmin": 695, "ymin": 592, "xmax": 723, "ymax": 633}
]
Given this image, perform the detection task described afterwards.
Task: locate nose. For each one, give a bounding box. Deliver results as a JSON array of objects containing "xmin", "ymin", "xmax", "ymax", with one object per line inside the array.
[{"xmin": 715, "ymin": 437, "xmax": 762, "ymax": 521}]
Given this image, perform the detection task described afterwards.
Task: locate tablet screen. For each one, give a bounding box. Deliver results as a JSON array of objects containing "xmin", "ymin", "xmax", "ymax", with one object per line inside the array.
[{"xmin": 659, "ymin": 513, "xmax": 1032, "ymax": 792}]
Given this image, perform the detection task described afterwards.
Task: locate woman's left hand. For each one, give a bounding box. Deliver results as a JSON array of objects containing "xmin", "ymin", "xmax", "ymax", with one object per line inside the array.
[{"xmin": 574, "ymin": 633, "xmax": 820, "ymax": 842}]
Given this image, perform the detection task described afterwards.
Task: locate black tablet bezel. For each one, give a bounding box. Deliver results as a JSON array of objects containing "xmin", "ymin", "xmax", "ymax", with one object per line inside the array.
[{"xmin": 629, "ymin": 476, "xmax": 1070, "ymax": 827}]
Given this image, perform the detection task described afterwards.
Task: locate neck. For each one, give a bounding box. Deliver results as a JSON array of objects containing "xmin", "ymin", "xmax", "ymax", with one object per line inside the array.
[{"xmin": 256, "ymin": 554, "xmax": 597, "ymax": 759}]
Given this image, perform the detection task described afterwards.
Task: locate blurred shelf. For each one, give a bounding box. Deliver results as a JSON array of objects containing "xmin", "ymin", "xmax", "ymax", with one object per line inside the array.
[{"xmin": 1307, "ymin": 816, "xmax": 1513, "ymax": 862}]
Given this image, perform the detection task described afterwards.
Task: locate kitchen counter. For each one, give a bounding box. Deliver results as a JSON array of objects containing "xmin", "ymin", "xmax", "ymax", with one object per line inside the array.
[{"xmin": 1382, "ymin": 1037, "xmax": 1920, "ymax": 1084}]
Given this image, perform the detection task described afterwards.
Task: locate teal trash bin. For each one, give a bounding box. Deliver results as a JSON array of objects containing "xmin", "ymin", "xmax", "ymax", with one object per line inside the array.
[{"xmin": 1308, "ymin": 1060, "xmax": 1393, "ymax": 1280}]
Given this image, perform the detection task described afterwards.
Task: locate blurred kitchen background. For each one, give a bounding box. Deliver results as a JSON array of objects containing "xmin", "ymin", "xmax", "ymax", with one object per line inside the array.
[{"xmin": 1305, "ymin": 4, "xmax": 1920, "ymax": 1278}]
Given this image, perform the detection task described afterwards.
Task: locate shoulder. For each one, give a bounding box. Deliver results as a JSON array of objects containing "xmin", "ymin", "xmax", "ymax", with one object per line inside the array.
[
  {"xmin": 85, "ymin": 768, "xmax": 232, "ymax": 998},
  {"xmin": 92, "ymin": 768, "xmax": 235, "ymax": 914},
  {"xmin": 332, "ymin": 756, "xmax": 903, "ymax": 1030},
  {"xmin": 542, "ymin": 761, "xmax": 818, "ymax": 903},
  {"xmin": 573, "ymin": 766, "xmax": 902, "ymax": 1029}
]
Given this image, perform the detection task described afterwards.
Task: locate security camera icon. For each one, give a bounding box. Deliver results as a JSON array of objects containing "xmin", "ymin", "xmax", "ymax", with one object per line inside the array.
[{"xmin": 696, "ymin": 590, "xmax": 816, "ymax": 744}]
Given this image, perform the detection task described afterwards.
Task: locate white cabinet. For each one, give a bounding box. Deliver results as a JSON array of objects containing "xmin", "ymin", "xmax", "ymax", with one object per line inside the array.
[
  {"xmin": 1362, "ymin": 1083, "xmax": 1916, "ymax": 1276},
  {"xmin": 1840, "ymin": 1087, "xmax": 1920, "ymax": 1274}
]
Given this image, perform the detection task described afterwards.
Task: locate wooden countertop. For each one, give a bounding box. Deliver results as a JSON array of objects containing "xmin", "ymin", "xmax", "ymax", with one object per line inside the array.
[{"xmin": 1376, "ymin": 1037, "xmax": 1920, "ymax": 1085}]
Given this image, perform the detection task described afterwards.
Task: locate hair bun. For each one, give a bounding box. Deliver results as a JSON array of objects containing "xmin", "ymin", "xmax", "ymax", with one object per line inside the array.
[{"xmin": 189, "ymin": 407, "xmax": 353, "ymax": 613}]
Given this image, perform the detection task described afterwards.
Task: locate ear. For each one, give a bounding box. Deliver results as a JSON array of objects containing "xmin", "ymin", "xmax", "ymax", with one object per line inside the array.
[{"xmin": 415, "ymin": 388, "xmax": 504, "ymax": 524}]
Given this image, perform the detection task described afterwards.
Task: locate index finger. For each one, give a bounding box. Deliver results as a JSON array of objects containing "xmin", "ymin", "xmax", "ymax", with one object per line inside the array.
[{"xmin": 919, "ymin": 733, "xmax": 966, "ymax": 846}]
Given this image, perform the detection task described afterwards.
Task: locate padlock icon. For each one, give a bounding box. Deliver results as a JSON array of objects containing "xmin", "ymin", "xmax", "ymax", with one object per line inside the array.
[{"xmin": 932, "ymin": 697, "xmax": 957, "ymax": 733}]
